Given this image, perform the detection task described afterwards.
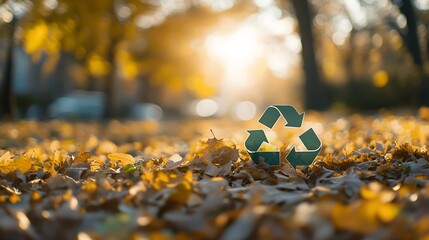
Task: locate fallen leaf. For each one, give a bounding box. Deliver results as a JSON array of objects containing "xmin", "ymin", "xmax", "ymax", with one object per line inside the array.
[{"xmin": 108, "ymin": 153, "xmax": 135, "ymax": 166}]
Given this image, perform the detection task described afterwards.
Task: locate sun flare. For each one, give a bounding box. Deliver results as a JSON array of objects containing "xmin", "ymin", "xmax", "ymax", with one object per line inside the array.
[{"xmin": 205, "ymin": 25, "xmax": 264, "ymax": 69}]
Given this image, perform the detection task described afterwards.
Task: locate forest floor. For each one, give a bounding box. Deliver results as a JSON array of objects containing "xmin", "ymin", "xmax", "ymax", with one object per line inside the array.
[{"xmin": 1, "ymin": 110, "xmax": 429, "ymax": 239}]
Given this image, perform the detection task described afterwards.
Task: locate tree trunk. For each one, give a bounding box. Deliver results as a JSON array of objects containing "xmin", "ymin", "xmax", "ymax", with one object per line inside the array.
[
  {"xmin": 291, "ymin": 0, "xmax": 325, "ymax": 110},
  {"xmin": 138, "ymin": 75, "xmax": 157, "ymax": 103},
  {"xmin": 0, "ymin": 17, "xmax": 16, "ymax": 120},
  {"xmin": 104, "ymin": 45, "xmax": 117, "ymax": 118},
  {"xmin": 396, "ymin": 0, "xmax": 429, "ymax": 106}
]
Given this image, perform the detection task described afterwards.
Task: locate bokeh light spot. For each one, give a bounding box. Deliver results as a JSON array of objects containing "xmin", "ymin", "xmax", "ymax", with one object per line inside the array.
[
  {"xmin": 373, "ymin": 70, "xmax": 389, "ymax": 88},
  {"xmin": 196, "ymin": 99, "xmax": 218, "ymax": 117},
  {"xmin": 234, "ymin": 101, "xmax": 256, "ymax": 120}
]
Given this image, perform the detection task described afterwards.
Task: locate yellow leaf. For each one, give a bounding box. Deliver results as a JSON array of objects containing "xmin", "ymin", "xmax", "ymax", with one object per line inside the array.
[
  {"xmin": 26, "ymin": 147, "xmax": 45, "ymax": 161},
  {"xmin": 88, "ymin": 155, "xmax": 105, "ymax": 172},
  {"xmin": 141, "ymin": 170, "xmax": 154, "ymax": 184},
  {"xmin": 331, "ymin": 200, "xmax": 379, "ymax": 234},
  {"xmin": 85, "ymin": 135, "xmax": 99, "ymax": 151},
  {"xmin": 31, "ymin": 191, "xmax": 41, "ymax": 201},
  {"xmin": 182, "ymin": 170, "xmax": 193, "ymax": 190},
  {"xmin": 43, "ymin": 160, "xmax": 57, "ymax": 176},
  {"xmin": 9, "ymin": 194, "xmax": 21, "ymax": 204},
  {"xmin": 0, "ymin": 151, "xmax": 14, "ymax": 167},
  {"xmin": 96, "ymin": 140, "xmax": 118, "ymax": 154},
  {"xmin": 75, "ymin": 151, "xmax": 92, "ymax": 164},
  {"xmin": 258, "ymin": 142, "xmax": 278, "ymax": 152},
  {"xmin": 82, "ymin": 180, "xmax": 97, "ymax": 193},
  {"xmin": 50, "ymin": 150, "xmax": 69, "ymax": 165},
  {"xmin": 377, "ymin": 203, "xmax": 399, "ymax": 223},
  {"xmin": 107, "ymin": 153, "xmax": 135, "ymax": 166},
  {"xmin": 13, "ymin": 155, "xmax": 32, "ymax": 174},
  {"xmin": 186, "ymin": 136, "xmax": 238, "ymax": 166},
  {"xmin": 0, "ymin": 152, "xmax": 32, "ymax": 174},
  {"xmin": 153, "ymin": 171, "xmax": 170, "ymax": 190},
  {"xmin": 360, "ymin": 185, "xmax": 378, "ymax": 200}
]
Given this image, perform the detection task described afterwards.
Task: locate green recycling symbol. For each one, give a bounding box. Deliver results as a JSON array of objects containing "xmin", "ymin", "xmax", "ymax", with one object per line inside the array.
[{"xmin": 245, "ymin": 105, "xmax": 322, "ymax": 169}]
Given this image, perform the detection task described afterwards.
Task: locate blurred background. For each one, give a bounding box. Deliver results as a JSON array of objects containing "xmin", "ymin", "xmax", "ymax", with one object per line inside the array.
[{"xmin": 0, "ymin": 0, "xmax": 428, "ymax": 120}]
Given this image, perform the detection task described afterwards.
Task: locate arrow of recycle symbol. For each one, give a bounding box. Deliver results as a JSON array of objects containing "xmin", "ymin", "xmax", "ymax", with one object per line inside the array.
[{"xmin": 245, "ymin": 105, "xmax": 322, "ymax": 169}]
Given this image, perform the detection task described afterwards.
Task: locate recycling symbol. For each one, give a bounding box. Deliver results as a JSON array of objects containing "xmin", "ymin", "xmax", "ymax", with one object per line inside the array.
[{"xmin": 245, "ymin": 105, "xmax": 322, "ymax": 169}]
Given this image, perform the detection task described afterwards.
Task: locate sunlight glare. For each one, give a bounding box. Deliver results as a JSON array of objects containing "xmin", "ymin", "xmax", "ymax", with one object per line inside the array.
[
  {"xmin": 200, "ymin": 0, "xmax": 235, "ymax": 12},
  {"xmin": 253, "ymin": 0, "xmax": 275, "ymax": 8},
  {"xmin": 332, "ymin": 32, "xmax": 347, "ymax": 46},
  {"xmin": 268, "ymin": 51, "xmax": 292, "ymax": 78},
  {"xmin": 257, "ymin": 6, "xmax": 282, "ymax": 27},
  {"xmin": 344, "ymin": 0, "xmax": 368, "ymax": 28},
  {"xmin": 44, "ymin": 0, "xmax": 58, "ymax": 10},
  {"xmin": 267, "ymin": 17, "xmax": 294, "ymax": 36},
  {"xmin": 205, "ymin": 26, "xmax": 263, "ymax": 68},
  {"xmin": 284, "ymin": 33, "xmax": 302, "ymax": 53}
]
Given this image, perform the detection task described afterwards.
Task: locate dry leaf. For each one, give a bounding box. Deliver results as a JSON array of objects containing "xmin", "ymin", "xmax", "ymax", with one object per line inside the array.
[
  {"xmin": 108, "ymin": 153, "xmax": 135, "ymax": 166},
  {"xmin": 0, "ymin": 152, "xmax": 32, "ymax": 174}
]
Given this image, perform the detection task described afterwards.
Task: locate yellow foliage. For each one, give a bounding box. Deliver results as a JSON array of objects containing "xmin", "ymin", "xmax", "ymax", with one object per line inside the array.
[
  {"xmin": 151, "ymin": 64, "xmax": 174, "ymax": 86},
  {"xmin": 87, "ymin": 54, "xmax": 110, "ymax": 77},
  {"xmin": 377, "ymin": 203, "xmax": 399, "ymax": 223},
  {"xmin": 50, "ymin": 150, "xmax": 69, "ymax": 165},
  {"xmin": 118, "ymin": 50, "xmax": 139, "ymax": 81},
  {"xmin": 45, "ymin": 24, "xmax": 62, "ymax": 54},
  {"xmin": 26, "ymin": 147, "xmax": 45, "ymax": 160},
  {"xmin": 0, "ymin": 115, "xmax": 428, "ymax": 237},
  {"xmin": 186, "ymin": 136, "xmax": 239, "ymax": 166},
  {"xmin": 182, "ymin": 170, "xmax": 193, "ymax": 190},
  {"xmin": 373, "ymin": 70, "xmax": 389, "ymax": 88},
  {"xmin": 331, "ymin": 201, "xmax": 378, "ymax": 234},
  {"xmin": 75, "ymin": 151, "xmax": 92, "ymax": 164},
  {"xmin": 85, "ymin": 135, "xmax": 99, "ymax": 151},
  {"xmin": 23, "ymin": 21, "xmax": 49, "ymax": 54},
  {"xmin": 322, "ymin": 59, "xmax": 338, "ymax": 79},
  {"xmin": 166, "ymin": 78, "xmax": 183, "ymax": 92},
  {"xmin": 96, "ymin": 140, "xmax": 118, "ymax": 154},
  {"xmin": 360, "ymin": 185, "xmax": 378, "ymax": 200},
  {"xmin": 188, "ymin": 76, "xmax": 215, "ymax": 98},
  {"xmin": 43, "ymin": 160, "xmax": 57, "ymax": 176},
  {"xmin": 107, "ymin": 153, "xmax": 135, "ymax": 166},
  {"xmin": 153, "ymin": 171, "xmax": 170, "ymax": 190},
  {"xmin": 23, "ymin": 21, "xmax": 61, "ymax": 57},
  {"xmin": 82, "ymin": 180, "xmax": 97, "ymax": 193},
  {"xmin": 89, "ymin": 156, "xmax": 104, "ymax": 172},
  {"xmin": 331, "ymin": 183, "xmax": 400, "ymax": 234},
  {"xmin": 0, "ymin": 151, "xmax": 32, "ymax": 174}
]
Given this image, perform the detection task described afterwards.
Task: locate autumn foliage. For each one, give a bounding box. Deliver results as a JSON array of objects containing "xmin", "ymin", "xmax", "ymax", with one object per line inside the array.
[{"xmin": 0, "ymin": 113, "xmax": 428, "ymax": 239}]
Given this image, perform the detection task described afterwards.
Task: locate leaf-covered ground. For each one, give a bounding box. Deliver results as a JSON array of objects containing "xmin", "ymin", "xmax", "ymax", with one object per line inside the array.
[{"xmin": 1, "ymin": 111, "xmax": 429, "ymax": 240}]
